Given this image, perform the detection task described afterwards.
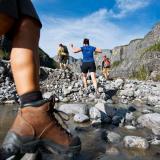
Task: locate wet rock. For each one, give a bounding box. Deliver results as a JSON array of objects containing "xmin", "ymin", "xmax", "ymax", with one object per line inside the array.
[
  {"xmin": 112, "ymin": 115, "xmax": 123, "ymax": 126},
  {"xmin": 43, "ymin": 92, "xmax": 53, "ymax": 99},
  {"xmin": 3, "ymin": 100, "xmax": 15, "ymax": 104},
  {"xmin": 95, "ymin": 102, "xmax": 107, "ymax": 114},
  {"xmin": 61, "ymin": 97, "xmax": 70, "ymax": 103},
  {"xmin": 74, "ymin": 114, "xmax": 89, "ymax": 123},
  {"xmin": 137, "ymin": 113, "xmax": 160, "ymax": 135},
  {"xmin": 63, "ymin": 88, "xmax": 71, "ymax": 96},
  {"xmin": 0, "ymin": 66, "xmax": 5, "ymax": 75},
  {"xmin": 128, "ymin": 106, "xmax": 136, "ymax": 112},
  {"xmin": 125, "ymin": 112, "xmax": 135, "ymax": 123},
  {"xmin": 123, "ymin": 136, "xmax": 149, "ymax": 149},
  {"xmin": 121, "ymin": 98, "xmax": 128, "ymax": 104},
  {"xmin": 58, "ymin": 103, "xmax": 88, "ymax": 115},
  {"xmin": 89, "ymin": 106, "xmax": 112, "ymax": 124},
  {"xmin": 91, "ymin": 119, "xmax": 102, "ymax": 127},
  {"xmin": 98, "ymin": 87, "xmax": 104, "ymax": 93},
  {"xmin": 147, "ymin": 96, "xmax": 160, "ymax": 106},
  {"xmin": 88, "ymin": 93, "xmax": 96, "ymax": 99},
  {"xmin": 102, "ymin": 115, "xmax": 112, "ymax": 124},
  {"xmin": 21, "ymin": 153, "xmax": 37, "ymax": 160},
  {"xmin": 119, "ymin": 89, "xmax": 134, "ymax": 98},
  {"xmin": 142, "ymin": 109, "xmax": 152, "ymax": 114},
  {"xmin": 105, "ymin": 147, "xmax": 119, "ymax": 156},
  {"xmin": 105, "ymin": 99, "xmax": 113, "ymax": 104},
  {"xmin": 124, "ymin": 125, "xmax": 136, "ymax": 130},
  {"xmin": 149, "ymin": 136, "xmax": 160, "ymax": 145},
  {"xmin": 89, "ymin": 107, "xmax": 101, "ymax": 120},
  {"xmin": 114, "ymin": 79, "xmax": 124, "ymax": 89},
  {"xmin": 106, "ymin": 131, "xmax": 121, "ymax": 143}
]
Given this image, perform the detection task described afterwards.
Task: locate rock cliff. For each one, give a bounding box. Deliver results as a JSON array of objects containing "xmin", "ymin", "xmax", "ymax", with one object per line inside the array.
[{"xmin": 109, "ymin": 23, "xmax": 160, "ymax": 80}]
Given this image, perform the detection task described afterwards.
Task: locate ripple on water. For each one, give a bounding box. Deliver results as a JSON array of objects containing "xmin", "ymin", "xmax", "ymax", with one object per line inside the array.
[{"xmin": 0, "ymin": 104, "xmax": 160, "ymax": 160}]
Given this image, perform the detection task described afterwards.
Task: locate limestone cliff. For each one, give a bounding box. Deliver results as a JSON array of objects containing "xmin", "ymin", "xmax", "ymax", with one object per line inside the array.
[{"xmin": 110, "ymin": 23, "xmax": 160, "ymax": 80}]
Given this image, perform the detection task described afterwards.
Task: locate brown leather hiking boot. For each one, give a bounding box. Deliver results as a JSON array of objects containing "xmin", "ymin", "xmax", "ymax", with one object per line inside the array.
[{"xmin": 0, "ymin": 98, "xmax": 81, "ymax": 160}]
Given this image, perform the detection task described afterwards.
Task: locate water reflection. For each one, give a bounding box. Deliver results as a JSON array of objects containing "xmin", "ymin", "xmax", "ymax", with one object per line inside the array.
[{"xmin": 0, "ymin": 104, "xmax": 160, "ymax": 160}]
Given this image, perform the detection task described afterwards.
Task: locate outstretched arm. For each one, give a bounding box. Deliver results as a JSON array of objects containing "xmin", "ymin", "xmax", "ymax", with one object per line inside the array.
[
  {"xmin": 70, "ymin": 44, "xmax": 81, "ymax": 53},
  {"xmin": 95, "ymin": 48, "xmax": 102, "ymax": 53}
]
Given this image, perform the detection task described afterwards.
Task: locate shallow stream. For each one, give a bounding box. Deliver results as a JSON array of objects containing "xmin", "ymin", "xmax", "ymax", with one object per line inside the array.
[{"xmin": 0, "ymin": 104, "xmax": 160, "ymax": 160}]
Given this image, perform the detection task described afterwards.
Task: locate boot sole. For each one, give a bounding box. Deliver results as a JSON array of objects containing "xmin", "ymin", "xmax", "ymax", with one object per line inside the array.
[
  {"xmin": 1, "ymin": 132, "xmax": 41, "ymax": 160},
  {"xmin": 1, "ymin": 132, "xmax": 81, "ymax": 160},
  {"xmin": 41, "ymin": 139, "xmax": 81, "ymax": 160}
]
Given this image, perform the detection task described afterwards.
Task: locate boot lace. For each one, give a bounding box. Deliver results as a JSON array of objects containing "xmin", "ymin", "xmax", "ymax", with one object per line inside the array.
[{"xmin": 39, "ymin": 96, "xmax": 72, "ymax": 138}]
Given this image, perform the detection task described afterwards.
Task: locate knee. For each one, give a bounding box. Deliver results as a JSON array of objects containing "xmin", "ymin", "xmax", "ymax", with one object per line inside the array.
[
  {"xmin": 82, "ymin": 73, "xmax": 87, "ymax": 78},
  {"xmin": 12, "ymin": 17, "xmax": 41, "ymax": 48},
  {"xmin": 0, "ymin": 14, "xmax": 15, "ymax": 35},
  {"xmin": 18, "ymin": 17, "xmax": 40, "ymax": 37}
]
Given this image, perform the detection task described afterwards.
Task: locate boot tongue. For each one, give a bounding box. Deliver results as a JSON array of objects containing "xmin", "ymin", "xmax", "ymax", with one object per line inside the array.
[{"xmin": 48, "ymin": 97, "xmax": 71, "ymax": 134}]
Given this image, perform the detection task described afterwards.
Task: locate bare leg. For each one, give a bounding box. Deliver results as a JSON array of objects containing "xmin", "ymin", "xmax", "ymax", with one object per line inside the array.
[
  {"xmin": 82, "ymin": 73, "xmax": 87, "ymax": 89},
  {"xmin": 91, "ymin": 72, "xmax": 97, "ymax": 90},
  {"xmin": 10, "ymin": 17, "xmax": 40, "ymax": 95},
  {"xmin": 103, "ymin": 68, "xmax": 108, "ymax": 79},
  {"xmin": 104, "ymin": 72, "xmax": 108, "ymax": 79},
  {"xmin": 0, "ymin": 13, "xmax": 81, "ymax": 160},
  {"xmin": 60, "ymin": 63, "xmax": 63, "ymax": 69},
  {"xmin": 107, "ymin": 68, "xmax": 110, "ymax": 79}
]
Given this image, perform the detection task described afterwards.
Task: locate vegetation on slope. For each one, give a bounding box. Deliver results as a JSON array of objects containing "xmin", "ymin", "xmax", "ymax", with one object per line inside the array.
[
  {"xmin": 111, "ymin": 60, "xmax": 123, "ymax": 68},
  {"xmin": 145, "ymin": 42, "xmax": 160, "ymax": 52},
  {"xmin": 130, "ymin": 65, "xmax": 149, "ymax": 80}
]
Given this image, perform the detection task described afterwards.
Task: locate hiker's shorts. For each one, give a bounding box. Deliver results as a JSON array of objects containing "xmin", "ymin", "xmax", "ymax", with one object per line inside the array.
[
  {"xmin": 59, "ymin": 55, "xmax": 68, "ymax": 64},
  {"xmin": 0, "ymin": 0, "xmax": 42, "ymax": 27},
  {"xmin": 81, "ymin": 62, "xmax": 96, "ymax": 73}
]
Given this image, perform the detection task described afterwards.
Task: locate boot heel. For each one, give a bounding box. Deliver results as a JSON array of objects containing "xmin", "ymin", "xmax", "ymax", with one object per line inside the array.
[{"xmin": 21, "ymin": 140, "xmax": 41, "ymax": 153}]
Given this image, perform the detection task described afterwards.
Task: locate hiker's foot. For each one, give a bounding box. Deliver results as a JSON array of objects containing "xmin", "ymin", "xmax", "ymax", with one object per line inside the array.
[
  {"xmin": 0, "ymin": 97, "xmax": 81, "ymax": 159},
  {"xmin": 95, "ymin": 90, "xmax": 100, "ymax": 98},
  {"xmin": 83, "ymin": 88, "xmax": 89, "ymax": 96}
]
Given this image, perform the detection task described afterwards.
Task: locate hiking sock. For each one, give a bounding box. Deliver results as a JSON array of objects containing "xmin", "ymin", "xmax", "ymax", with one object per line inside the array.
[{"xmin": 19, "ymin": 91, "xmax": 43, "ymax": 107}]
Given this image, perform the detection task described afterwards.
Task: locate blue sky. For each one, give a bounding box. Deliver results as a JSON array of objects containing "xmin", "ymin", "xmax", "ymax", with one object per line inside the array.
[{"xmin": 32, "ymin": 0, "xmax": 160, "ymax": 58}]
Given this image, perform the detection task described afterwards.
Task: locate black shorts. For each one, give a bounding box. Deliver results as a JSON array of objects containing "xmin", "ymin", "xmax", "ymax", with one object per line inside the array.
[
  {"xmin": 81, "ymin": 62, "xmax": 96, "ymax": 73},
  {"xmin": 0, "ymin": 0, "xmax": 42, "ymax": 27},
  {"xmin": 59, "ymin": 55, "xmax": 67, "ymax": 64}
]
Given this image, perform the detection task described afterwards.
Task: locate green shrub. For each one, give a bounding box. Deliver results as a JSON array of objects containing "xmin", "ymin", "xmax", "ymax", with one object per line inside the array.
[
  {"xmin": 111, "ymin": 61, "xmax": 122, "ymax": 68},
  {"xmin": 140, "ymin": 42, "xmax": 160, "ymax": 58},
  {"xmin": 145, "ymin": 42, "xmax": 160, "ymax": 52},
  {"xmin": 0, "ymin": 49, "xmax": 9, "ymax": 60},
  {"xmin": 130, "ymin": 66, "xmax": 149, "ymax": 80},
  {"xmin": 155, "ymin": 74, "xmax": 160, "ymax": 81}
]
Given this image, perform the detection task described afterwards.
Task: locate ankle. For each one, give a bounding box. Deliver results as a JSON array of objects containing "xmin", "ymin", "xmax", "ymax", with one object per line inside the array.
[
  {"xmin": 21, "ymin": 102, "xmax": 49, "ymax": 112},
  {"xmin": 19, "ymin": 91, "xmax": 43, "ymax": 106}
]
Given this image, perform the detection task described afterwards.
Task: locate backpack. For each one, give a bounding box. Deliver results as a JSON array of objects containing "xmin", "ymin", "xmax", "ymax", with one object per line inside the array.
[
  {"xmin": 104, "ymin": 59, "xmax": 110, "ymax": 68},
  {"xmin": 58, "ymin": 46, "xmax": 67, "ymax": 56},
  {"xmin": 63, "ymin": 45, "xmax": 69, "ymax": 56}
]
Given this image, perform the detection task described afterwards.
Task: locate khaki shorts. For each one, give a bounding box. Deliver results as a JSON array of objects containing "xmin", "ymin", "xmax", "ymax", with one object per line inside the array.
[
  {"xmin": 102, "ymin": 67, "xmax": 110, "ymax": 75},
  {"xmin": 59, "ymin": 55, "xmax": 68, "ymax": 64},
  {"xmin": 0, "ymin": 0, "xmax": 41, "ymax": 27}
]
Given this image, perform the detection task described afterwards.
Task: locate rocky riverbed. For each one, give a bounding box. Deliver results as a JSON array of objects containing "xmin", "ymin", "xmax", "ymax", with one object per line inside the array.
[
  {"xmin": 0, "ymin": 60, "xmax": 160, "ymax": 159},
  {"xmin": 0, "ymin": 103, "xmax": 160, "ymax": 160}
]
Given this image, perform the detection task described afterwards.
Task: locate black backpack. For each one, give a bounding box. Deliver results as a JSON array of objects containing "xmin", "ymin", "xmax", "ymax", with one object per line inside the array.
[{"xmin": 63, "ymin": 45, "xmax": 69, "ymax": 55}]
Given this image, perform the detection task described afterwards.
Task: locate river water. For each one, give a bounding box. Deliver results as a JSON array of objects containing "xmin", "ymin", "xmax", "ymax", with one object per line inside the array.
[{"xmin": 0, "ymin": 104, "xmax": 160, "ymax": 160}]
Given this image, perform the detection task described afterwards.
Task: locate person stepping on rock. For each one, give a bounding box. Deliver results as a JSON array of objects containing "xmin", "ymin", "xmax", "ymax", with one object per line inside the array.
[{"xmin": 0, "ymin": 0, "xmax": 81, "ymax": 159}]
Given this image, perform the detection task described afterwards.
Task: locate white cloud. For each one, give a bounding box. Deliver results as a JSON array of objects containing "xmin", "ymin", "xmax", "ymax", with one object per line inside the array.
[
  {"xmin": 39, "ymin": 9, "xmax": 147, "ymax": 58},
  {"xmin": 111, "ymin": 0, "xmax": 151, "ymax": 18}
]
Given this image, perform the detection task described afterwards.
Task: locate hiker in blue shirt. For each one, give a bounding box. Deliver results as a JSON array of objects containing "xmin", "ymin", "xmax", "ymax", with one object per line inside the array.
[{"xmin": 71, "ymin": 38, "xmax": 102, "ymax": 92}]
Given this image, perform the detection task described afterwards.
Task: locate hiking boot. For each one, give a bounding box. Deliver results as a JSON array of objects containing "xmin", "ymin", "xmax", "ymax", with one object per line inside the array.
[{"xmin": 0, "ymin": 97, "xmax": 81, "ymax": 160}]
